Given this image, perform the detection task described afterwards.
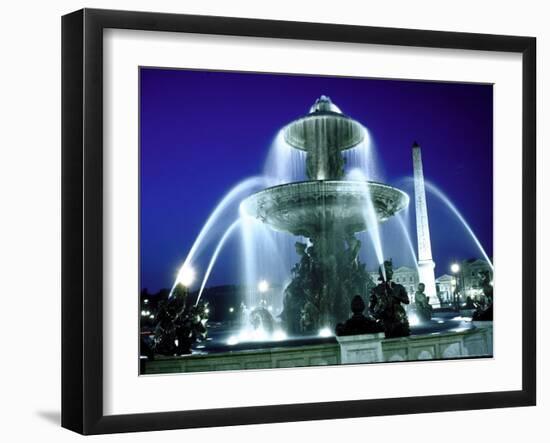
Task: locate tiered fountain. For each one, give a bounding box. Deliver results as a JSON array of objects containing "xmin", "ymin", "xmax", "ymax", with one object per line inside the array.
[{"xmin": 241, "ymin": 96, "xmax": 409, "ymax": 333}]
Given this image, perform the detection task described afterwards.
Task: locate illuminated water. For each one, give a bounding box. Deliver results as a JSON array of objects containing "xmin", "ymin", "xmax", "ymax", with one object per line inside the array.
[
  {"xmin": 346, "ymin": 168, "xmax": 386, "ymax": 277},
  {"xmin": 399, "ymin": 177, "xmax": 493, "ymax": 271},
  {"xmin": 169, "ymin": 176, "xmax": 268, "ymax": 296},
  {"xmin": 196, "ymin": 219, "xmax": 241, "ymax": 304},
  {"xmin": 263, "ymin": 130, "xmax": 307, "ymax": 185},
  {"xmin": 395, "ymin": 209, "xmax": 419, "ymax": 272},
  {"xmin": 423, "ymin": 181, "xmax": 493, "ymax": 271}
]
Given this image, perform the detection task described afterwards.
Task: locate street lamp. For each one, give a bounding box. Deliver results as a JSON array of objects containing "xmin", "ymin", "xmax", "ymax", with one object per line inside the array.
[
  {"xmin": 258, "ymin": 279, "xmax": 269, "ymax": 293},
  {"xmin": 258, "ymin": 279, "xmax": 270, "ymax": 309},
  {"xmin": 177, "ymin": 265, "xmax": 196, "ymax": 287}
]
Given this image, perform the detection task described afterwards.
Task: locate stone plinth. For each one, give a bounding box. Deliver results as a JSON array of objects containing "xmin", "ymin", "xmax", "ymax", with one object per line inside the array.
[
  {"xmin": 336, "ymin": 332, "xmax": 384, "ymax": 364},
  {"xmin": 471, "ymin": 321, "xmax": 493, "ymax": 355}
]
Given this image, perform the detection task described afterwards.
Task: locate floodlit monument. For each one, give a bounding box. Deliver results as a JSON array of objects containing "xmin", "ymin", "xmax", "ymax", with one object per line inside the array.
[
  {"xmin": 241, "ymin": 96, "xmax": 409, "ymax": 331},
  {"xmin": 412, "ymin": 142, "xmax": 439, "ymax": 307}
]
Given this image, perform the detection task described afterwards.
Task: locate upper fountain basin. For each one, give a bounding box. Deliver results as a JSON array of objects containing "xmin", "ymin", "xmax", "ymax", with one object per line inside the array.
[
  {"xmin": 284, "ymin": 113, "xmax": 365, "ymax": 152},
  {"xmin": 240, "ymin": 180, "xmax": 409, "ymax": 237}
]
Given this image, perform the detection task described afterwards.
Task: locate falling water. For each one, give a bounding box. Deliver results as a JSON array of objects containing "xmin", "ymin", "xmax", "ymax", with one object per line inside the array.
[
  {"xmin": 239, "ymin": 211, "xmax": 258, "ymax": 308},
  {"xmin": 423, "ymin": 181, "xmax": 494, "ymax": 271},
  {"xmin": 196, "ymin": 219, "xmax": 241, "ymax": 304},
  {"xmin": 169, "ymin": 176, "xmax": 269, "ymax": 296},
  {"xmin": 395, "ymin": 209, "xmax": 419, "ymax": 271},
  {"xmin": 342, "ymin": 129, "xmax": 383, "ymax": 182},
  {"xmin": 399, "ymin": 177, "xmax": 493, "ymax": 271},
  {"xmin": 263, "ymin": 130, "xmax": 306, "ymax": 185},
  {"xmin": 239, "ymin": 209, "xmax": 294, "ymax": 313},
  {"xmin": 347, "ymin": 168, "xmax": 386, "ymax": 277}
]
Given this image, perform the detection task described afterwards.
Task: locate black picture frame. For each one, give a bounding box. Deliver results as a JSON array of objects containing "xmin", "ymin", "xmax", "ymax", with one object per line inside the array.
[{"xmin": 62, "ymin": 8, "xmax": 536, "ymax": 435}]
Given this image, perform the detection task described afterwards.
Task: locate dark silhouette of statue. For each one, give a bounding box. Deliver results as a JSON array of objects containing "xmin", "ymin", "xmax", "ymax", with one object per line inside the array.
[
  {"xmin": 280, "ymin": 236, "xmax": 376, "ymax": 335},
  {"xmin": 465, "ymin": 296, "xmax": 476, "ymax": 309},
  {"xmin": 369, "ymin": 260, "xmax": 411, "ymax": 338},
  {"xmin": 473, "ymin": 271, "xmax": 493, "ymax": 321},
  {"xmin": 336, "ymin": 295, "xmax": 384, "ymax": 336},
  {"xmin": 300, "ymin": 301, "xmax": 319, "ymax": 334},
  {"xmin": 414, "ymin": 283, "xmax": 433, "ymax": 322},
  {"xmin": 250, "ymin": 307, "xmax": 275, "ymax": 334},
  {"xmin": 152, "ymin": 283, "xmax": 208, "ymax": 356}
]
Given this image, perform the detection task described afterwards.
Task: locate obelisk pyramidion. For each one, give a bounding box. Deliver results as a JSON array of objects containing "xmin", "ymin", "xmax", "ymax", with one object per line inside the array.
[{"xmin": 412, "ymin": 142, "xmax": 439, "ymax": 307}]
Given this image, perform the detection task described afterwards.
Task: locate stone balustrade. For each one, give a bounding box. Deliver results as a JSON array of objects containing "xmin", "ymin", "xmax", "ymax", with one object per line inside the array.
[{"xmin": 143, "ymin": 322, "xmax": 492, "ymax": 375}]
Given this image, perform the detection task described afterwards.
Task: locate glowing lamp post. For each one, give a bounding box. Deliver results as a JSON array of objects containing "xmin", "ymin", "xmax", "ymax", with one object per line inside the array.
[
  {"xmin": 257, "ymin": 279, "xmax": 270, "ymax": 308},
  {"xmin": 177, "ymin": 265, "xmax": 196, "ymax": 288},
  {"xmin": 258, "ymin": 279, "xmax": 269, "ymax": 293}
]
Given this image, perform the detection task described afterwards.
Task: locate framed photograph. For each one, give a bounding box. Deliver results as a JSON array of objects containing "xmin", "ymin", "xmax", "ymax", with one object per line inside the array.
[{"xmin": 62, "ymin": 8, "xmax": 536, "ymax": 435}]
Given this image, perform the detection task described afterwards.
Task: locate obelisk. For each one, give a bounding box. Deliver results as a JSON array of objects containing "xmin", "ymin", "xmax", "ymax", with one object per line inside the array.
[{"xmin": 412, "ymin": 142, "xmax": 439, "ymax": 307}]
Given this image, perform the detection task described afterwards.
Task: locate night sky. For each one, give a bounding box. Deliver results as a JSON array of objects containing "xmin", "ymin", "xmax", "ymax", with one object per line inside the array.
[{"xmin": 140, "ymin": 68, "xmax": 493, "ymax": 292}]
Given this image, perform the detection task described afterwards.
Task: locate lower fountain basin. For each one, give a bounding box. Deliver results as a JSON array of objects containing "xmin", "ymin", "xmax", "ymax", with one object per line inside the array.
[{"xmin": 240, "ymin": 180, "xmax": 409, "ymax": 236}]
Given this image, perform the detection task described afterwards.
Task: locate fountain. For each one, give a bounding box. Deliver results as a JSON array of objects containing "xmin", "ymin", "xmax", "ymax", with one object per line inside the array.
[
  {"xmin": 240, "ymin": 96, "xmax": 409, "ymax": 332},
  {"xmin": 142, "ymin": 94, "xmax": 496, "ymax": 374}
]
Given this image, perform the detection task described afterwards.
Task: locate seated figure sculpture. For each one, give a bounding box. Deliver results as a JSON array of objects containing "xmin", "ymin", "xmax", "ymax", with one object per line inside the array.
[
  {"xmin": 473, "ymin": 271, "xmax": 493, "ymax": 321},
  {"xmin": 153, "ymin": 283, "xmax": 208, "ymax": 356},
  {"xmin": 335, "ymin": 295, "xmax": 383, "ymax": 336},
  {"xmin": 369, "ymin": 260, "xmax": 411, "ymax": 338},
  {"xmin": 414, "ymin": 283, "xmax": 433, "ymax": 322}
]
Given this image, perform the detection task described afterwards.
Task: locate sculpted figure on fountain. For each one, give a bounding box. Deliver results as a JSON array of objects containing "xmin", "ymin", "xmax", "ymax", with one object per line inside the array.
[
  {"xmin": 150, "ymin": 283, "xmax": 209, "ymax": 356},
  {"xmin": 414, "ymin": 283, "xmax": 433, "ymax": 322},
  {"xmin": 473, "ymin": 270, "xmax": 493, "ymax": 321},
  {"xmin": 369, "ymin": 260, "xmax": 411, "ymax": 338},
  {"xmin": 280, "ymin": 234, "xmax": 376, "ymax": 335}
]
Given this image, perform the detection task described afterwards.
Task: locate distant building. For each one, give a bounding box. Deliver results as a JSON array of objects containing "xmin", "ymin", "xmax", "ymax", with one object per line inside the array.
[
  {"xmin": 435, "ymin": 274, "xmax": 455, "ymax": 304},
  {"xmin": 365, "ymin": 258, "xmax": 492, "ymax": 306},
  {"xmin": 436, "ymin": 258, "xmax": 493, "ymax": 305},
  {"xmin": 458, "ymin": 258, "xmax": 493, "ymax": 300}
]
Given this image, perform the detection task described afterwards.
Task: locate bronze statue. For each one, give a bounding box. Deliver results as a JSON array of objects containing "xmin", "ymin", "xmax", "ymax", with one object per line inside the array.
[
  {"xmin": 369, "ymin": 260, "xmax": 411, "ymax": 338},
  {"xmin": 300, "ymin": 301, "xmax": 319, "ymax": 334},
  {"xmin": 152, "ymin": 283, "xmax": 208, "ymax": 356},
  {"xmin": 336, "ymin": 295, "xmax": 384, "ymax": 336},
  {"xmin": 250, "ymin": 307, "xmax": 275, "ymax": 334},
  {"xmin": 473, "ymin": 271, "xmax": 493, "ymax": 321},
  {"xmin": 414, "ymin": 283, "xmax": 433, "ymax": 322},
  {"xmin": 280, "ymin": 233, "xmax": 376, "ymax": 335}
]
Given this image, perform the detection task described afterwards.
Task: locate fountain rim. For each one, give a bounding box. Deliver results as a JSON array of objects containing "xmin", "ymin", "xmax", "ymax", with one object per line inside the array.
[
  {"xmin": 239, "ymin": 179, "xmax": 410, "ymax": 235},
  {"xmin": 283, "ymin": 112, "xmax": 366, "ymax": 152},
  {"xmin": 240, "ymin": 179, "xmax": 410, "ymax": 216},
  {"xmin": 244, "ymin": 178, "xmax": 409, "ymax": 196}
]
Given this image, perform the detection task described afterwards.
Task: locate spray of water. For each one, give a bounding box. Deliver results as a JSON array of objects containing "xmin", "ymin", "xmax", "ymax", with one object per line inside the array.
[
  {"xmin": 238, "ymin": 209, "xmax": 293, "ymax": 312},
  {"xmin": 395, "ymin": 209, "xmax": 419, "ymax": 271},
  {"xmin": 169, "ymin": 176, "xmax": 268, "ymax": 296},
  {"xmin": 196, "ymin": 219, "xmax": 241, "ymax": 304},
  {"xmin": 342, "ymin": 129, "xmax": 382, "ymax": 181},
  {"xmin": 423, "ymin": 181, "xmax": 493, "ymax": 270},
  {"xmin": 239, "ymin": 211, "xmax": 258, "ymax": 308},
  {"xmin": 399, "ymin": 176, "xmax": 493, "ymax": 271},
  {"xmin": 263, "ymin": 130, "xmax": 306, "ymax": 185},
  {"xmin": 346, "ymin": 168, "xmax": 386, "ymax": 277}
]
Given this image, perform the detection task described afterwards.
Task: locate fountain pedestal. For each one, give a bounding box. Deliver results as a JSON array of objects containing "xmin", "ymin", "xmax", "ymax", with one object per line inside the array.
[{"xmin": 241, "ymin": 96, "xmax": 409, "ymax": 332}]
